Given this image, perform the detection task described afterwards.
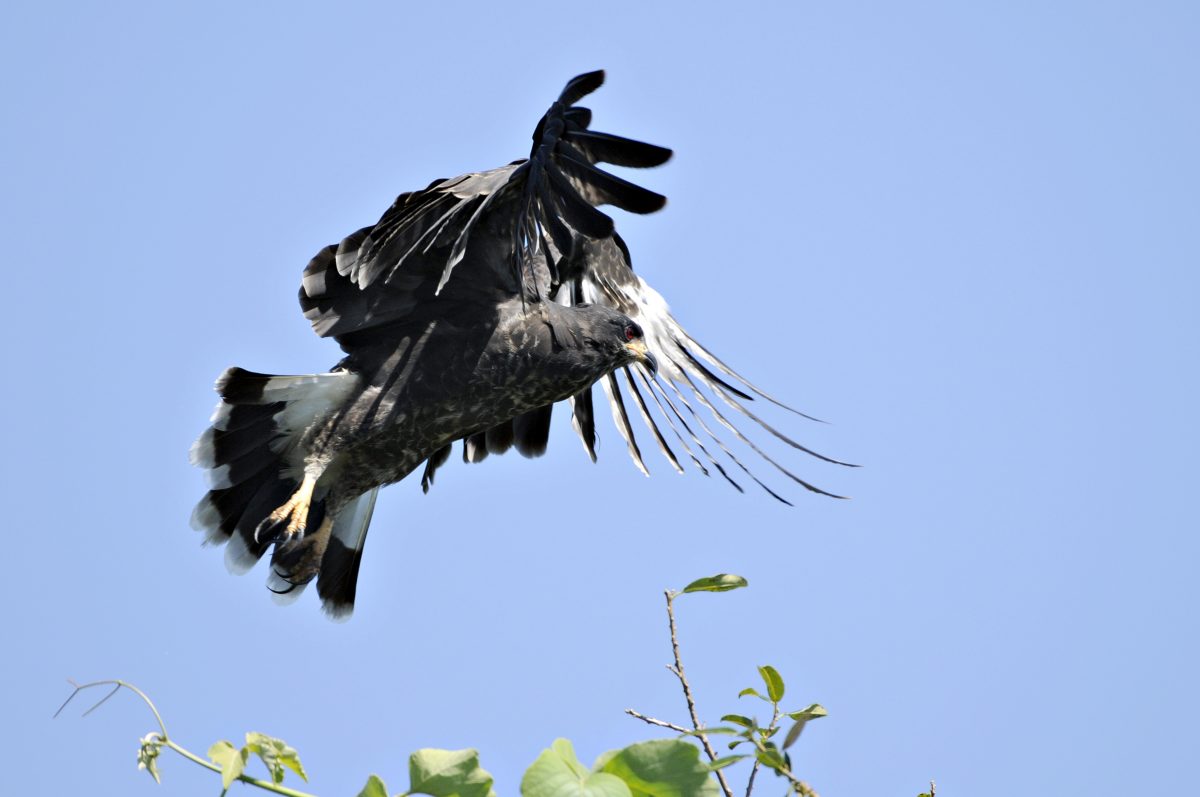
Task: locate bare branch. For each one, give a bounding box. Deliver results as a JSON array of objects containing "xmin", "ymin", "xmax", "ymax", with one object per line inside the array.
[
  {"xmin": 624, "ymin": 709, "xmax": 692, "ymax": 734},
  {"xmin": 663, "ymin": 590, "xmax": 736, "ymax": 797},
  {"xmin": 744, "ymin": 754, "xmax": 760, "ymax": 797},
  {"xmin": 55, "ymin": 679, "xmax": 168, "ymax": 739}
]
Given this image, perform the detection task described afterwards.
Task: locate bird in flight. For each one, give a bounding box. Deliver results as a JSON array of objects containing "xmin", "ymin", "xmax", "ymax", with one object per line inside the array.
[{"xmin": 190, "ymin": 71, "xmax": 852, "ymax": 617}]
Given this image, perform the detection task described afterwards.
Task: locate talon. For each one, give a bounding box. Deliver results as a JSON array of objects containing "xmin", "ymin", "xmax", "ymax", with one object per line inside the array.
[
  {"xmin": 253, "ymin": 517, "xmax": 276, "ymax": 544},
  {"xmin": 260, "ymin": 475, "xmax": 317, "ymax": 544}
]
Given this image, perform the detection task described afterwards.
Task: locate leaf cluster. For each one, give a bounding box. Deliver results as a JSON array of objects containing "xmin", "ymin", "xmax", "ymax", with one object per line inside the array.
[
  {"xmin": 711, "ymin": 664, "xmax": 827, "ymax": 788},
  {"xmin": 353, "ymin": 738, "xmax": 723, "ymax": 797},
  {"xmin": 208, "ymin": 733, "xmax": 308, "ymax": 793}
]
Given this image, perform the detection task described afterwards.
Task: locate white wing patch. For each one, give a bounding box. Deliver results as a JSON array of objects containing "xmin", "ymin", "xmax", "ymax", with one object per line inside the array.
[{"xmin": 580, "ymin": 269, "xmax": 852, "ymax": 500}]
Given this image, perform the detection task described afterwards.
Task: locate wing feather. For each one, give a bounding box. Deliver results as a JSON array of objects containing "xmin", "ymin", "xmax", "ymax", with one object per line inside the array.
[
  {"xmin": 600, "ymin": 372, "xmax": 649, "ymax": 477},
  {"xmin": 300, "ymin": 70, "xmax": 672, "ymax": 353},
  {"xmin": 572, "ymin": 232, "xmax": 853, "ymax": 500},
  {"xmin": 327, "ymin": 71, "xmax": 850, "ymax": 504},
  {"xmin": 621, "ymin": 367, "xmax": 684, "ymax": 474}
]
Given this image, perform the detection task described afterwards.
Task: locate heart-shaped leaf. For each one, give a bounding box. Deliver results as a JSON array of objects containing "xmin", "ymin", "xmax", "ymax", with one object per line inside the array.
[
  {"xmin": 597, "ymin": 738, "xmax": 720, "ymax": 797},
  {"xmin": 410, "ymin": 748, "xmax": 496, "ymax": 797},
  {"xmin": 522, "ymin": 740, "xmax": 630, "ymax": 797}
]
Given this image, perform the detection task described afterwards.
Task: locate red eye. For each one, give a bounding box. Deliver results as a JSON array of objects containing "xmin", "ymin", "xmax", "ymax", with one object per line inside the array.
[{"xmin": 625, "ymin": 324, "xmax": 638, "ymax": 341}]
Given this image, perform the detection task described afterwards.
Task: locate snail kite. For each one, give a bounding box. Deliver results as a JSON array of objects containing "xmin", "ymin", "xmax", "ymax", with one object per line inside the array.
[{"xmin": 190, "ymin": 71, "xmax": 851, "ymax": 617}]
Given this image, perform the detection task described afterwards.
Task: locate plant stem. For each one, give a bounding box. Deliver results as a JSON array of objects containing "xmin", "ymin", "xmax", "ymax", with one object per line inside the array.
[
  {"xmin": 744, "ymin": 750, "xmax": 760, "ymax": 797},
  {"xmin": 57, "ymin": 679, "xmax": 319, "ymax": 797},
  {"xmin": 744, "ymin": 699, "xmax": 779, "ymax": 797},
  {"xmin": 164, "ymin": 740, "xmax": 317, "ymax": 797},
  {"xmin": 664, "ymin": 590, "xmax": 735, "ymax": 797}
]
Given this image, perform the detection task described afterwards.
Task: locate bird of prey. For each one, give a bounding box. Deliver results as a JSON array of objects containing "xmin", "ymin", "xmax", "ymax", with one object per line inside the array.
[{"xmin": 190, "ymin": 71, "xmax": 851, "ymax": 617}]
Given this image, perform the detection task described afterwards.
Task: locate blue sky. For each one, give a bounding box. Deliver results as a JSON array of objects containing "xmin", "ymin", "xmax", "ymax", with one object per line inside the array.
[{"xmin": 3, "ymin": 1, "xmax": 1197, "ymax": 794}]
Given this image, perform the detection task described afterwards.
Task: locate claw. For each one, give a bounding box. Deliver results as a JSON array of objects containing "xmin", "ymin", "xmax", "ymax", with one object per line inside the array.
[
  {"xmin": 267, "ymin": 575, "xmax": 300, "ymax": 595},
  {"xmin": 257, "ymin": 475, "xmax": 317, "ymax": 544}
]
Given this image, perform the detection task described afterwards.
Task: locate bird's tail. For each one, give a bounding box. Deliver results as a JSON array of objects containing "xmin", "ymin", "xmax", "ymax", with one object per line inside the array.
[{"xmin": 189, "ymin": 366, "xmax": 374, "ymax": 618}]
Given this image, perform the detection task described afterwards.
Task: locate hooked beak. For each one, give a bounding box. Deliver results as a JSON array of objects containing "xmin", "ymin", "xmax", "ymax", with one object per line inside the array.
[{"xmin": 625, "ymin": 339, "xmax": 658, "ymax": 376}]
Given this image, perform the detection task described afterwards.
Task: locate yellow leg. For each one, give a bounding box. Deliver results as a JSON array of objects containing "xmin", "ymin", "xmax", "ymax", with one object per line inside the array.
[{"xmin": 260, "ymin": 474, "xmax": 317, "ymax": 541}]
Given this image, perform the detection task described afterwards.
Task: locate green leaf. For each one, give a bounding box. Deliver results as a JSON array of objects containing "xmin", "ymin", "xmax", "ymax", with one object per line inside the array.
[
  {"xmin": 681, "ymin": 574, "xmax": 748, "ymax": 594},
  {"xmin": 707, "ymin": 756, "xmax": 747, "ymax": 772},
  {"xmin": 754, "ymin": 748, "xmax": 787, "ymax": 774},
  {"xmin": 357, "ymin": 774, "xmax": 390, "ymax": 797},
  {"xmin": 410, "ymin": 748, "xmax": 496, "ymax": 797},
  {"xmin": 757, "ymin": 666, "xmax": 785, "ymax": 703},
  {"xmin": 244, "ymin": 732, "xmax": 308, "ymax": 784},
  {"xmin": 552, "ymin": 739, "xmax": 591, "ymax": 779},
  {"xmin": 719, "ymin": 715, "xmax": 754, "ymax": 729},
  {"xmin": 207, "ymin": 740, "xmax": 236, "ymax": 765},
  {"xmin": 591, "ymin": 749, "xmax": 620, "ymax": 774},
  {"xmin": 522, "ymin": 740, "xmax": 631, "ymax": 797},
  {"xmin": 785, "ymin": 705, "xmax": 827, "ymax": 722},
  {"xmin": 781, "ymin": 705, "xmax": 826, "ymax": 751},
  {"xmin": 736, "ymin": 688, "xmax": 766, "ymax": 701},
  {"xmin": 208, "ymin": 740, "xmax": 247, "ymax": 790},
  {"xmin": 279, "ymin": 750, "xmax": 307, "ymax": 783},
  {"xmin": 782, "ymin": 722, "xmax": 804, "ymax": 751},
  {"xmin": 597, "ymin": 739, "xmax": 720, "ymax": 797}
]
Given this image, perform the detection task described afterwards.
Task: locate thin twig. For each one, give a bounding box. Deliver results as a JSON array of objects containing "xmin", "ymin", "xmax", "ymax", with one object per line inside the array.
[
  {"xmin": 743, "ymin": 700, "xmax": 779, "ymax": 797},
  {"xmin": 56, "ymin": 679, "xmax": 317, "ymax": 797},
  {"xmin": 664, "ymin": 590, "xmax": 735, "ymax": 797},
  {"xmin": 624, "ymin": 709, "xmax": 691, "ymax": 734},
  {"xmin": 57, "ymin": 679, "xmax": 168, "ymax": 738},
  {"xmin": 744, "ymin": 753, "xmax": 760, "ymax": 796}
]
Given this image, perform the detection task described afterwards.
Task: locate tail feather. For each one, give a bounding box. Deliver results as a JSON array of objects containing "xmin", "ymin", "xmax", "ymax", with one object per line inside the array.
[
  {"xmin": 316, "ymin": 487, "xmax": 379, "ymax": 619},
  {"xmin": 206, "ymin": 441, "xmax": 281, "ymax": 489},
  {"xmin": 225, "ymin": 471, "xmax": 293, "ymax": 573},
  {"xmin": 190, "ymin": 366, "xmax": 361, "ymax": 593},
  {"xmin": 191, "ymin": 464, "xmax": 280, "ymax": 544}
]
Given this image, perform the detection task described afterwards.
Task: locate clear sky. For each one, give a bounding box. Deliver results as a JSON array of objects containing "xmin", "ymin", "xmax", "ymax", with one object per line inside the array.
[{"xmin": 3, "ymin": 1, "xmax": 1197, "ymax": 795}]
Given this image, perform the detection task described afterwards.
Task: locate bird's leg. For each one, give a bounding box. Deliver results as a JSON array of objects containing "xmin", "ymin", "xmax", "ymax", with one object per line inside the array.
[{"xmin": 257, "ymin": 474, "xmax": 317, "ymax": 543}]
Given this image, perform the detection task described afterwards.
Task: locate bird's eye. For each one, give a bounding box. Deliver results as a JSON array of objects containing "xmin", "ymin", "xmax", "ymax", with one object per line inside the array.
[{"xmin": 624, "ymin": 323, "xmax": 641, "ymax": 341}]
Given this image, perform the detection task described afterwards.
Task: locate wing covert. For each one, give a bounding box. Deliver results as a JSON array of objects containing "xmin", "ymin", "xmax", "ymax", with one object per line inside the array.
[{"xmin": 298, "ymin": 70, "xmax": 672, "ymax": 353}]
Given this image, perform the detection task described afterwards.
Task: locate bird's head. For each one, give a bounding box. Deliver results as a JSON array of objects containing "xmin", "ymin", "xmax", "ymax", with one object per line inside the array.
[{"xmin": 568, "ymin": 303, "xmax": 658, "ymax": 377}]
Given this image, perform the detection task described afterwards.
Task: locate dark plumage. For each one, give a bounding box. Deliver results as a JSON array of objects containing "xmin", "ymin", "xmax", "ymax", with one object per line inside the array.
[{"xmin": 190, "ymin": 71, "xmax": 851, "ymax": 618}]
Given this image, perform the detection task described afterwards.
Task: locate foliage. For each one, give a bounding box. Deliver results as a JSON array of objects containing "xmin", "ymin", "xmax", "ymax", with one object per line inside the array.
[{"xmin": 56, "ymin": 574, "xmax": 932, "ymax": 796}]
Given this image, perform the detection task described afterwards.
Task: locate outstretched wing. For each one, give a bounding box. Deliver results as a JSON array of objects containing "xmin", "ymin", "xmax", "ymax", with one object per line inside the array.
[
  {"xmin": 447, "ymin": 229, "xmax": 856, "ymax": 503},
  {"xmin": 401, "ymin": 79, "xmax": 854, "ymax": 501},
  {"xmin": 298, "ymin": 70, "xmax": 672, "ymax": 353},
  {"xmin": 571, "ymin": 235, "xmax": 856, "ymax": 502}
]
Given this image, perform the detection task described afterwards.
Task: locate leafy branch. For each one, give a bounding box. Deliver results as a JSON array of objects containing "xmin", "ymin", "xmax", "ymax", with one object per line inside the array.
[
  {"xmin": 54, "ymin": 679, "xmax": 315, "ymax": 797},
  {"xmin": 625, "ymin": 574, "xmax": 824, "ymax": 797},
  {"xmin": 56, "ymin": 574, "xmax": 930, "ymax": 796}
]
